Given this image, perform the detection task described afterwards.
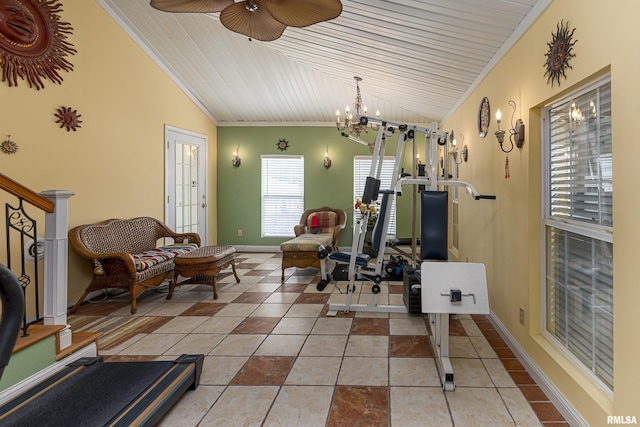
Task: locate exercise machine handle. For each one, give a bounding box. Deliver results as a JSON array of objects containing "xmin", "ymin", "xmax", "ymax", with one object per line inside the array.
[{"xmin": 475, "ymin": 195, "xmax": 497, "ymax": 200}]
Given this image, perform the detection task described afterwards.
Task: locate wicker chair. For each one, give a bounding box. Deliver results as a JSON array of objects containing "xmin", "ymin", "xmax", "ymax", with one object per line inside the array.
[{"xmin": 69, "ymin": 217, "xmax": 200, "ymax": 314}]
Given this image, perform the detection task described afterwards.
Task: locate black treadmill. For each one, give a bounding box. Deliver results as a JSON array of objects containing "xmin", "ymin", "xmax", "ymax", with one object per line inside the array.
[{"xmin": 0, "ymin": 264, "xmax": 203, "ymax": 427}]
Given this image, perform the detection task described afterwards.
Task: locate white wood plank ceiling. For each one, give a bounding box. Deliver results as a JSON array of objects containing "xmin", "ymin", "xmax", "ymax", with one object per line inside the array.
[{"xmin": 98, "ymin": 0, "xmax": 549, "ymax": 126}]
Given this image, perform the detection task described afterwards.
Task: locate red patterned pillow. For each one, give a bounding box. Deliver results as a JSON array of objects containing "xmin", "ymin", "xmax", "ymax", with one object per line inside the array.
[
  {"xmin": 309, "ymin": 214, "xmax": 321, "ymax": 234},
  {"xmin": 307, "ymin": 211, "xmax": 337, "ymax": 234}
]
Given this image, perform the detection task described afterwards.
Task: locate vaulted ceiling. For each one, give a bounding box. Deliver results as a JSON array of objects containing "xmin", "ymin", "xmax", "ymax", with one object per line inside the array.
[{"xmin": 98, "ymin": 0, "xmax": 549, "ymax": 126}]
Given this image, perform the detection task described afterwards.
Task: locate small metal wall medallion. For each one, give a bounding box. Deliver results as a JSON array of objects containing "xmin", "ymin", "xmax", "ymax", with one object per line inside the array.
[
  {"xmin": 55, "ymin": 106, "xmax": 82, "ymax": 131},
  {"xmin": 478, "ymin": 97, "xmax": 490, "ymax": 138},
  {"xmin": 1, "ymin": 136, "xmax": 18, "ymax": 154},
  {"xmin": 276, "ymin": 138, "xmax": 289, "ymax": 151}
]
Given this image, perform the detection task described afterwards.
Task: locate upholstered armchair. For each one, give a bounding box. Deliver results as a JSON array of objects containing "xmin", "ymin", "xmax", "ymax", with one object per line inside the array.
[{"xmin": 293, "ymin": 206, "xmax": 347, "ymax": 249}]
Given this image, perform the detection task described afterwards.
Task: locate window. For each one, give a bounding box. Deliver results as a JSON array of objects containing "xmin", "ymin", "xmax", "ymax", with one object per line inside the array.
[
  {"xmin": 543, "ymin": 77, "xmax": 613, "ymax": 390},
  {"xmin": 354, "ymin": 156, "xmax": 396, "ymax": 236},
  {"xmin": 261, "ymin": 155, "xmax": 304, "ymax": 237},
  {"xmin": 451, "ymin": 159, "xmax": 460, "ymax": 252},
  {"xmin": 452, "ymin": 185, "xmax": 459, "ymax": 252}
]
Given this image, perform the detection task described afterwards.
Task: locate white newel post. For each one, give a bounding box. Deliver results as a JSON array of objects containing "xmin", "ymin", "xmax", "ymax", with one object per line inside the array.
[{"xmin": 40, "ymin": 190, "xmax": 75, "ymax": 351}]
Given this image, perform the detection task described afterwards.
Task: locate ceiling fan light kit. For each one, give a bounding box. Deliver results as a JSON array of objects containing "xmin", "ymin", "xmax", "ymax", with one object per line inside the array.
[
  {"xmin": 151, "ymin": 0, "xmax": 343, "ymax": 41},
  {"xmin": 220, "ymin": 0, "xmax": 286, "ymax": 41}
]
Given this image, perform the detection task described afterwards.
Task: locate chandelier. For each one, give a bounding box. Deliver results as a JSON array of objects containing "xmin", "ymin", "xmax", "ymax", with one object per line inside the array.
[{"xmin": 336, "ymin": 76, "xmax": 379, "ymax": 138}]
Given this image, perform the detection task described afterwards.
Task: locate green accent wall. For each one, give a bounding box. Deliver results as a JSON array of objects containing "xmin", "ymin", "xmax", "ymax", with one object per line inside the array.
[{"xmin": 217, "ymin": 126, "xmax": 423, "ymax": 247}]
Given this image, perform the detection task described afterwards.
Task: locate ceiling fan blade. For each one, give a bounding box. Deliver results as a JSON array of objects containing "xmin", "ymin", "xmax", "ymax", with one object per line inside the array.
[
  {"xmin": 265, "ymin": 0, "xmax": 343, "ymax": 27},
  {"xmin": 220, "ymin": 0, "xmax": 287, "ymax": 41},
  {"xmin": 150, "ymin": 0, "xmax": 234, "ymax": 13}
]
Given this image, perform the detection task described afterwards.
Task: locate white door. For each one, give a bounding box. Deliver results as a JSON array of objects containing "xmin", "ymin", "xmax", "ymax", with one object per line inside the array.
[{"xmin": 165, "ymin": 125, "xmax": 208, "ymax": 243}]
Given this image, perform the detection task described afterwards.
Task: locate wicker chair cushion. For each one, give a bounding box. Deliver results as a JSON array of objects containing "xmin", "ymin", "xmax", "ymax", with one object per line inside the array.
[
  {"xmin": 306, "ymin": 211, "xmax": 337, "ymax": 234},
  {"xmin": 93, "ymin": 243, "xmax": 198, "ymax": 275}
]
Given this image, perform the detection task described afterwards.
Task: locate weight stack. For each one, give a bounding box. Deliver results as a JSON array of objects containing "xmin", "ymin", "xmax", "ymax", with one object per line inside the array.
[{"xmin": 403, "ymin": 266, "xmax": 421, "ymax": 314}]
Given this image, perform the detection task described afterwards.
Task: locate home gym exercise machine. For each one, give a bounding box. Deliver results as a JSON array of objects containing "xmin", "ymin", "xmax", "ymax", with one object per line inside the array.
[
  {"xmin": 324, "ymin": 115, "xmax": 495, "ymax": 390},
  {"xmin": 0, "ymin": 264, "xmax": 203, "ymax": 426}
]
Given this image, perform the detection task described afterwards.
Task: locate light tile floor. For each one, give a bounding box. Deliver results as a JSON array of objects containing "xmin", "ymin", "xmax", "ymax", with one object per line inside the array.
[{"xmin": 70, "ymin": 252, "xmax": 569, "ymax": 426}]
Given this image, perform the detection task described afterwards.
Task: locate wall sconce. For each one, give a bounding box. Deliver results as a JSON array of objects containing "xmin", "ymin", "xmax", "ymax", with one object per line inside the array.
[
  {"xmin": 232, "ymin": 145, "xmax": 241, "ymax": 167},
  {"xmin": 495, "ymin": 100, "xmax": 525, "ymax": 153},
  {"xmin": 450, "ymin": 131, "xmax": 467, "ymax": 164},
  {"xmin": 324, "ymin": 146, "xmax": 332, "ymax": 169}
]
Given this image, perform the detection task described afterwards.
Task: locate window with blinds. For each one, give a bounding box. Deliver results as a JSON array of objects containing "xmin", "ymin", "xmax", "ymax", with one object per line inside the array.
[
  {"xmin": 452, "ymin": 162, "xmax": 460, "ymax": 252},
  {"xmin": 354, "ymin": 156, "xmax": 396, "ymax": 236},
  {"xmin": 543, "ymin": 78, "xmax": 613, "ymax": 390},
  {"xmin": 261, "ymin": 155, "xmax": 304, "ymax": 237}
]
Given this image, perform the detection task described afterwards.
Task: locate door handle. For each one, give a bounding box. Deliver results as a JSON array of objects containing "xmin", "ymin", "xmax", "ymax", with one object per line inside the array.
[{"xmin": 202, "ymin": 202, "xmax": 207, "ymax": 208}]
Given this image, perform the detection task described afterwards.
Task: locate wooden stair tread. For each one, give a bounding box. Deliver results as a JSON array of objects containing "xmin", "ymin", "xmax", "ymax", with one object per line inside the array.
[
  {"xmin": 57, "ymin": 332, "xmax": 102, "ymax": 360},
  {"xmin": 12, "ymin": 324, "xmax": 65, "ymax": 353},
  {"xmin": 12, "ymin": 325, "xmax": 100, "ymax": 361}
]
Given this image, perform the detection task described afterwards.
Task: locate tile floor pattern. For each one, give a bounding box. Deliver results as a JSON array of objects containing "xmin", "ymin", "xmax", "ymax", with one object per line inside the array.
[{"xmin": 70, "ymin": 252, "xmax": 569, "ymax": 427}]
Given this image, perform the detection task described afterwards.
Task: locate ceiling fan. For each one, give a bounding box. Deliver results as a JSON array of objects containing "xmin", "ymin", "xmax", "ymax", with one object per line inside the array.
[{"xmin": 150, "ymin": 0, "xmax": 343, "ymax": 41}]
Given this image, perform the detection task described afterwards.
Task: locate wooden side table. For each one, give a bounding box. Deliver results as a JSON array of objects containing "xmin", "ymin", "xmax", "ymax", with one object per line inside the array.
[{"xmin": 167, "ymin": 245, "xmax": 240, "ymax": 300}]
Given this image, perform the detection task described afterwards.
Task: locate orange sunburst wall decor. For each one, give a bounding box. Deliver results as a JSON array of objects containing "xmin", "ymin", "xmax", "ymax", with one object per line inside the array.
[{"xmin": 0, "ymin": 0, "xmax": 76, "ymax": 90}]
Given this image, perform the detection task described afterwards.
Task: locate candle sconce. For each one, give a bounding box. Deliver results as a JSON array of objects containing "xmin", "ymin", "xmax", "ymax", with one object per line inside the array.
[
  {"xmin": 232, "ymin": 145, "xmax": 241, "ymax": 167},
  {"xmin": 495, "ymin": 100, "xmax": 525, "ymax": 153},
  {"xmin": 449, "ymin": 131, "xmax": 468, "ymax": 164},
  {"xmin": 324, "ymin": 146, "xmax": 332, "ymax": 169}
]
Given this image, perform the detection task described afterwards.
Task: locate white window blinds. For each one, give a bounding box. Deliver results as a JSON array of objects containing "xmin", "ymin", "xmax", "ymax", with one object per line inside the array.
[
  {"xmin": 544, "ymin": 79, "xmax": 613, "ymax": 390},
  {"xmin": 354, "ymin": 156, "xmax": 396, "ymax": 236},
  {"xmin": 261, "ymin": 155, "xmax": 304, "ymax": 237},
  {"xmin": 548, "ymin": 83, "xmax": 613, "ymax": 226}
]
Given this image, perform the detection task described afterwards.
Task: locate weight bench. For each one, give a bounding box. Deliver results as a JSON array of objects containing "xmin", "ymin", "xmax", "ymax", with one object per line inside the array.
[
  {"xmin": 419, "ymin": 262, "xmax": 489, "ymax": 391},
  {"xmin": 325, "ymin": 191, "xmax": 408, "ymax": 314}
]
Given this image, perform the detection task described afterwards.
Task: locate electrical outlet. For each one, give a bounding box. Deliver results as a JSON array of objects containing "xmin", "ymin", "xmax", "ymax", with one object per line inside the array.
[
  {"xmin": 237, "ymin": 229, "xmax": 243, "ymax": 237},
  {"xmin": 519, "ymin": 307, "xmax": 525, "ymax": 325}
]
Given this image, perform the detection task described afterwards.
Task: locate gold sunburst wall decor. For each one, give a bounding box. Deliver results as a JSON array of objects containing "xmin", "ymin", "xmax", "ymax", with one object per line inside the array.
[
  {"xmin": 1, "ymin": 135, "xmax": 18, "ymax": 154},
  {"xmin": 54, "ymin": 106, "xmax": 82, "ymax": 131},
  {"xmin": 0, "ymin": 0, "xmax": 76, "ymax": 90},
  {"xmin": 543, "ymin": 20, "xmax": 577, "ymax": 87}
]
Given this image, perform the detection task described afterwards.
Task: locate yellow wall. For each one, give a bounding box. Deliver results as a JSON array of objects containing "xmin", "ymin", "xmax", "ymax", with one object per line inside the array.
[
  {"xmin": 441, "ymin": 0, "xmax": 640, "ymax": 424},
  {"xmin": 2, "ymin": 0, "xmax": 638, "ymax": 424},
  {"xmin": 0, "ymin": 0, "xmax": 217, "ymax": 303}
]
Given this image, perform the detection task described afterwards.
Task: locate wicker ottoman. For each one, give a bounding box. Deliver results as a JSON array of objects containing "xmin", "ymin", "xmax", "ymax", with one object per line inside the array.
[
  {"xmin": 167, "ymin": 245, "xmax": 239, "ymax": 300},
  {"xmin": 280, "ymin": 234, "xmax": 333, "ymax": 280}
]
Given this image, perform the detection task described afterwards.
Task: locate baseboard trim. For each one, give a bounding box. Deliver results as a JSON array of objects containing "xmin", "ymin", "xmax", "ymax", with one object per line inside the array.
[
  {"xmin": 0, "ymin": 342, "xmax": 97, "ymax": 405},
  {"xmin": 233, "ymin": 245, "xmax": 280, "ymax": 253},
  {"xmin": 488, "ymin": 311, "xmax": 587, "ymax": 427}
]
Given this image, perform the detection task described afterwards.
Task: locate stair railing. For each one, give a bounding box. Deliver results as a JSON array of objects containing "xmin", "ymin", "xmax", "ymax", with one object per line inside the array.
[{"xmin": 0, "ymin": 174, "xmax": 74, "ymax": 350}]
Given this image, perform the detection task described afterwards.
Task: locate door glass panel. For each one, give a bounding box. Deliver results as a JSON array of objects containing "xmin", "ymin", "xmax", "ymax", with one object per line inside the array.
[{"xmin": 175, "ymin": 141, "xmax": 200, "ymax": 235}]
